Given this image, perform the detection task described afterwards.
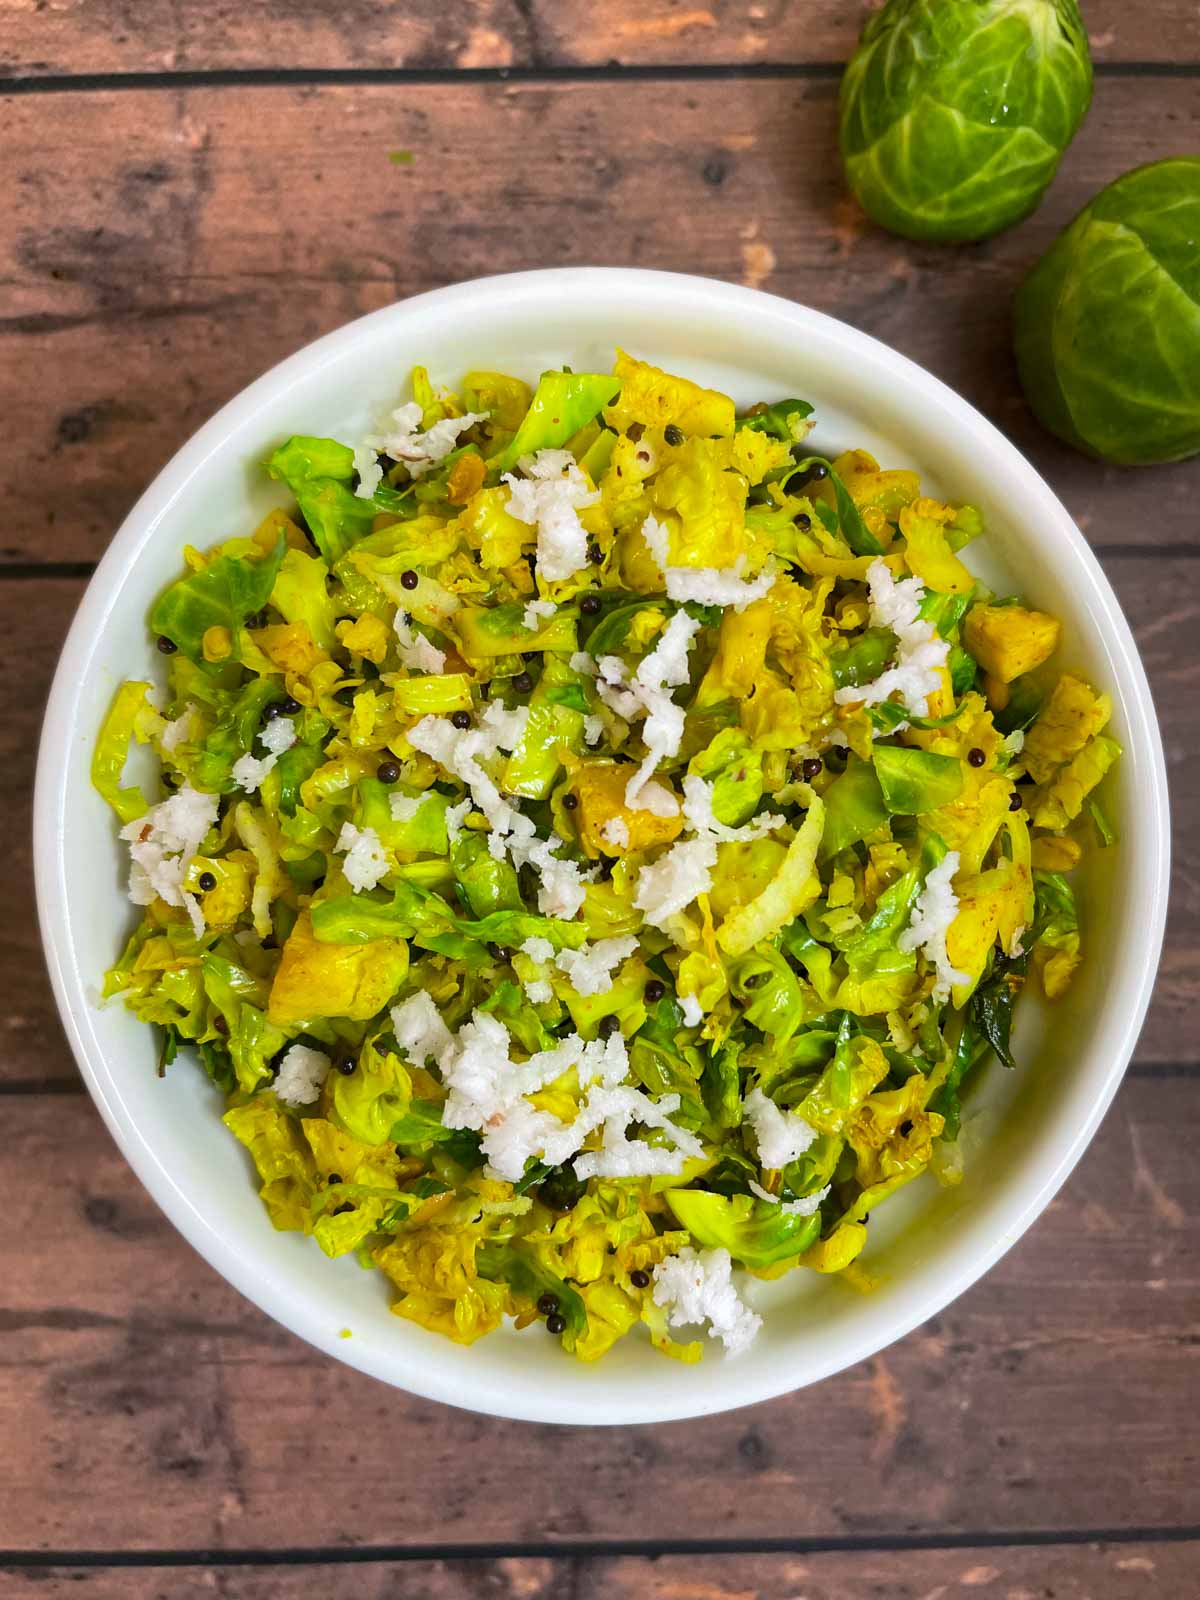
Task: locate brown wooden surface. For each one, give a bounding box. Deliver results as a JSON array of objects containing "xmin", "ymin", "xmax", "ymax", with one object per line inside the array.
[
  {"xmin": 1, "ymin": 0, "xmax": 1195, "ymax": 72},
  {"xmin": 0, "ymin": 1544, "xmax": 1197, "ymax": 1599},
  {"xmin": 4, "ymin": 78, "xmax": 1200, "ymax": 566},
  {"xmin": 2, "ymin": 1077, "xmax": 1197, "ymax": 1553},
  {"xmin": 2, "ymin": 2, "xmax": 1198, "ymax": 1591}
]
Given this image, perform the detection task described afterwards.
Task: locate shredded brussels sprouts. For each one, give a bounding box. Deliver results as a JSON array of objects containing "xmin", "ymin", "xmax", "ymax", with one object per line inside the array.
[{"xmin": 96, "ymin": 353, "xmax": 1117, "ymax": 1361}]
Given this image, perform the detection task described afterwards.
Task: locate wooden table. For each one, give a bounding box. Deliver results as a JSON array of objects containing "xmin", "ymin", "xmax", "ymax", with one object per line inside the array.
[{"xmin": 3, "ymin": 5, "xmax": 1198, "ymax": 1595}]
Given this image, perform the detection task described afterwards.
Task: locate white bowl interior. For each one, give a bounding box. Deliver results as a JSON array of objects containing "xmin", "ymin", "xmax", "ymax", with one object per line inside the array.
[{"xmin": 36, "ymin": 270, "xmax": 1168, "ymax": 1424}]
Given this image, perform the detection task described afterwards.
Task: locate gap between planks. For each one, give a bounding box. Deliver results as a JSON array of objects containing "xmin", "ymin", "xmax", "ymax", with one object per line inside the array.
[
  {"xmin": 5, "ymin": 1523, "xmax": 1200, "ymax": 1567},
  {"xmin": 3, "ymin": 60, "xmax": 1200, "ymax": 98}
]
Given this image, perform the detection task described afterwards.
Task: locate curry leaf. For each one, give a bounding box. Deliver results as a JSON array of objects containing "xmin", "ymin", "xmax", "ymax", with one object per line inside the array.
[
  {"xmin": 789, "ymin": 456, "xmax": 883, "ymax": 556},
  {"xmin": 970, "ymin": 952, "xmax": 1026, "ymax": 1072}
]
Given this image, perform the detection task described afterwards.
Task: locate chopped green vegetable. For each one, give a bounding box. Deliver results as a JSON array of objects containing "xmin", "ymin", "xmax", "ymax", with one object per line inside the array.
[{"xmin": 96, "ymin": 350, "xmax": 1115, "ymax": 1366}]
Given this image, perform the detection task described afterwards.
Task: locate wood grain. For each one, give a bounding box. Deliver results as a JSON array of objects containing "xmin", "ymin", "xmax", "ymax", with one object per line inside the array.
[
  {"xmin": 0, "ymin": 1544, "xmax": 1196, "ymax": 1599},
  {"xmin": 2, "ymin": 1077, "xmax": 1196, "ymax": 1552},
  {"xmin": 4, "ymin": 79, "xmax": 1200, "ymax": 566},
  {"xmin": 4, "ymin": 7, "xmax": 1198, "ymax": 1579},
  {"xmin": 2, "ymin": 0, "xmax": 1197, "ymax": 73},
  {"xmin": 7, "ymin": 556, "xmax": 1197, "ymax": 1089}
]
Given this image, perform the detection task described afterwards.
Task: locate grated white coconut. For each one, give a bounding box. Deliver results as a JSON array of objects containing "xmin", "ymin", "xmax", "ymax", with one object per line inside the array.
[
  {"xmin": 554, "ymin": 935, "xmax": 639, "ymax": 997},
  {"xmin": 408, "ymin": 1007, "xmax": 702, "ymax": 1183},
  {"xmin": 634, "ymin": 835, "xmax": 719, "ymax": 929},
  {"xmin": 571, "ymin": 1086, "xmax": 705, "ymax": 1179},
  {"xmin": 231, "ymin": 715, "xmax": 297, "ymax": 793},
  {"xmin": 680, "ymin": 774, "xmax": 783, "ymax": 844},
  {"xmin": 444, "ymin": 796, "xmax": 473, "ymax": 843},
  {"xmin": 898, "ymin": 850, "xmax": 969, "ymax": 1002},
  {"xmin": 833, "ymin": 559, "xmax": 949, "ymax": 724},
  {"xmin": 120, "ymin": 785, "xmax": 219, "ymax": 937},
  {"xmin": 592, "ymin": 609, "xmax": 700, "ymax": 812},
  {"xmin": 478, "ymin": 700, "xmax": 529, "ymax": 753},
  {"xmin": 406, "ymin": 706, "xmax": 589, "ymax": 918},
  {"xmin": 388, "ymin": 791, "xmax": 425, "ymax": 823},
  {"xmin": 502, "ymin": 449, "xmax": 599, "ymax": 582},
  {"xmin": 594, "ymin": 655, "xmax": 642, "ymax": 722},
  {"xmin": 652, "ymin": 1246, "xmax": 761, "ymax": 1355},
  {"xmin": 160, "ymin": 703, "xmax": 199, "ymax": 754},
  {"xmin": 260, "ymin": 716, "xmax": 298, "ymax": 757},
  {"xmin": 335, "ymin": 822, "xmax": 390, "ymax": 892},
  {"xmin": 600, "ymin": 817, "xmax": 630, "ymax": 850},
  {"xmin": 439, "ymin": 1013, "xmax": 583, "ymax": 1174},
  {"xmin": 353, "ymin": 402, "xmax": 488, "ymax": 497},
  {"xmin": 522, "ymin": 597, "xmax": 558, "ymax": 632},
  {"xmin": 390, "ymin": 991, "xmax": 454, "ymax": 1066},
  {"xmin": 273, "ymin": 1043, "xmax": 332, "ymax": 1107},
  {"xmin": 406, "ymin": 709, "xmax": 525, "ymax": 848},
  {"xmin": 633, "ymin": 777, "xmax": 783, "ymax": 930},
  {"xmin": 743, "ymin": 1086, "xmax": 818, "ymax": 1169},
  {"xmin": 642, "ymin": 514, "xmax": 776, "ymax": 613},
  {"xmin": 631, "ymin": 780, "xmax": 680, "ymax": 819},
  {"xmin": 394, "ymin": 613, "xmax": 446, "ymax": 675},
  {"xmin": 679, "ymin": 993, "xmax": 704, "ymax": 1027},
  {"xmin": 748, "ymin": 1178, "xmax": 830, "ymax": 1217}
]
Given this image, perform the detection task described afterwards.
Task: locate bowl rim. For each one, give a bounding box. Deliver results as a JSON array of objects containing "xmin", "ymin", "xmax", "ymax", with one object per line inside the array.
[{"xmin": 33, "ymin": 266, "xmax": 1171, "ymax": 1424}]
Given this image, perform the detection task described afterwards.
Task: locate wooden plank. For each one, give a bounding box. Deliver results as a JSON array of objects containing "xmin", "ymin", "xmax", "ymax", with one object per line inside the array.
[
  {"xmin": 6, "ymin": 553, "xmax": 1200, "ymax": 1087},
  {"xmin": 1, "ymin": 1544, "xmax": 1197, "ymax": 1598},
  {"xmin": 1, "ymin": 0, "xmax": 1197, "ymax": 73},
  {"xmin": 0, "ymin": 1077, "xmax": 1196, "ymax": 1551},
  {"xmin": 3, "ymin": 79, "xmax": 1200, "ymax": 566}
]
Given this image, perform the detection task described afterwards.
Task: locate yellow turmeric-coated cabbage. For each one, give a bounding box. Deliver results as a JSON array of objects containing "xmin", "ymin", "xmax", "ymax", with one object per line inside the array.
[{"xmin": 95, "ymin": 353, "xmax": 1117, "ymax": 1364}]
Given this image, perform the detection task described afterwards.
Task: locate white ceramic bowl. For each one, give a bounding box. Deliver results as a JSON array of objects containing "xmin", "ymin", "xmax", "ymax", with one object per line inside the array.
[{"xmin": 35, "ymin": 269, "xmax": 1169, "ymax": 1424}]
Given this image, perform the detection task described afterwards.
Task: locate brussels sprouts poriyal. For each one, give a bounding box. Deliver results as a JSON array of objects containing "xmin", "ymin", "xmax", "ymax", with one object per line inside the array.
[
  {"xmin": 840, "ymin": 0, "xmax": 1093, "ymax": 244},
  {"xmin": 1015, "ymin": 158, "xmax": 1200, "ymax": 465},
  {"xmin": 95, "ymin": 355, "xmax": 1117, "ymax": 1362}
]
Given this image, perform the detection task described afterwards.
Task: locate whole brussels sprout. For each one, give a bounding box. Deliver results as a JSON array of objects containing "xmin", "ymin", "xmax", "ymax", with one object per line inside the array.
[
  {"xmin": 839, "ymin": 0, "xmax": 1093, "ymax": 243},
  {"xmin": 1014, "ymin": 158, "xmax": 1200, "ymax": 465}
]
